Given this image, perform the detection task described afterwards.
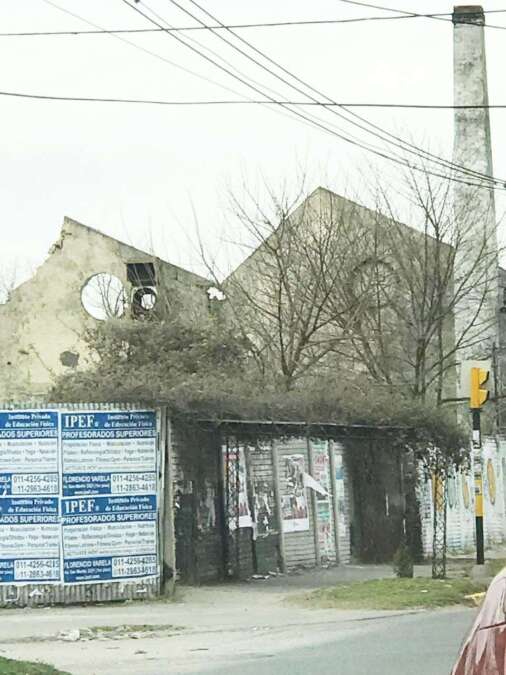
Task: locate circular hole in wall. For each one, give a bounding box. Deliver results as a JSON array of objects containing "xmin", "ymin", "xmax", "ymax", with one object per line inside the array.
[
  {"xmin": 81, "ymin": 273, "xmax": 126, "ymax": 321},
  {"xmin": 131, "ymin": 287, "xmax": 157, "ymax": 318}
]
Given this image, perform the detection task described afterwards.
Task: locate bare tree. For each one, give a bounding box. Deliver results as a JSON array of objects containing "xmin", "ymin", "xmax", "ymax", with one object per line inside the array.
[
  {"xmin": 206, "ymin": 165, "xmax": 501, "ymax": 404},
  {"xmin": 335, "ymin": 165, "xmax": 502, "ymax": 404},
  {"xmin": 217, "ymin": 184, "xmax": 379, "ymax": 391}
]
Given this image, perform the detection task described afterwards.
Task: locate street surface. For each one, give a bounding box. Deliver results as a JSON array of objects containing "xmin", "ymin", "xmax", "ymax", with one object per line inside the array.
[
  {"xmin": 0, "ymin": 578, "xmax": 475, "ymax": 675},
  {"xmin": 202, "ymin": 608, "xmax": 473, "ymax": 675}
]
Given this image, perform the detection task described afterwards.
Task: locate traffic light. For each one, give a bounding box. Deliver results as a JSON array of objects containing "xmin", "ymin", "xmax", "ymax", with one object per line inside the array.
[{"xmin": 470, "ymin": 367, "xmax": 489, "ymax": 409}]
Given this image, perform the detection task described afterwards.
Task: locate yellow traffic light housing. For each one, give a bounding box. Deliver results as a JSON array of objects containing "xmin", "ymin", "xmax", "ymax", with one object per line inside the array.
[{"xmin": 470, "ymin": 367, "xmax": 489, "ymax": 409}]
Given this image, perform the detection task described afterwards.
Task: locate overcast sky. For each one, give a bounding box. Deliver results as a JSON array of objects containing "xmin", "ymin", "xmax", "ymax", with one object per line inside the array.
[{"xmin": 1, "ymin": 0, "xmax": 506, "ymax": 283}]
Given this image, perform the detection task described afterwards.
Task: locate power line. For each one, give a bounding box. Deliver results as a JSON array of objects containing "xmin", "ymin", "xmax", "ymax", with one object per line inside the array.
[
  {"xmin": 168, "ymin": 0, "xmax": 506, "ymax": 188},
  {"xmin": 119, "ymin": 0, "xmax": 505, "ymax": 190},
  {"xmin": 3, "ymin": 90, "xmax": 506, "ymax": 109},
  {"xmin": 121, "ymin": 0, "xmax": 413, "ymax": 164},
  {"xmin": 337, "ymin": 0, "xmax": 506, "ymax": 31},
  {"xmin": 37, "ymin": 0, "xmax": 339, "ymax": 138},
  {"xmin": 3, "ymin": 8, "xmax": 506, "ymax": 36},
  {"xmin": 38, "ymin": 0, "xmax": 258, "ymax": 102}
]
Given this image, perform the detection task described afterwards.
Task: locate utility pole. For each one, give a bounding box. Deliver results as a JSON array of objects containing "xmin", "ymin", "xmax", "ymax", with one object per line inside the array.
[{"xmin": 470, "ymin": 366, "xmax": 489, "ymax": 565}]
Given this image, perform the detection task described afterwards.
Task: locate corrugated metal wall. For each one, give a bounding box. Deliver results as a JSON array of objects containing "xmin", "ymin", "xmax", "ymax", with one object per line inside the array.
[
  {"xmin": 249, "ymin": 443, "xmax": 279, "ymax": 574},
  {"xmin": 335, "ymin": 442, "xmax": 352, "ymax": 564},
  {"xmin": 277, "ymin": 438, "xmax": 317, "ymax": 569},
  {"xmin": 171, "ymin": 427, "xmax": 355, "ymax": 579}
]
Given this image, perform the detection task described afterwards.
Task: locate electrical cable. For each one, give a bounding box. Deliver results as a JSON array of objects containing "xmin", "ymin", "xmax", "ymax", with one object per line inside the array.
[
  {"xmin": 35, "ymin": 0, "xmax": 506, "ymax": 187},
  {"xmin": 173, "ymin": 0, "xmax": 505, "ymax": 187},
  {"xmin": 119, "ymin": 0, "xmax": 505, "ymax": 189},
  {"xmin": 126, "ymin": 0, "xmax": 427, "ymax": 168},
  {"xmin": 39, "ymin": 0, "xmax": 350, "ymax": 134},
  {"xmin": 38, "ymin": 0, "xmax": 263, "ymax": 102},
  {"xmin": 3, "ymin": 91, "xmax": 506, "ymax": 109},
  {"xmin": 337, "ymin": 0, "xmax": 506, "ymax": 31},
  {"xmin": 4, "ymin": 7, "xmax": 506, "ymax": 36}
]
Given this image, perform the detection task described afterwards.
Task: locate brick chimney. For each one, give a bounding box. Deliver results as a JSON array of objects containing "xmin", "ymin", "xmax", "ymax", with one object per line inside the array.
[{"xmin": 452, "ymin": 5, "xmax": 499, "ymax": 364}]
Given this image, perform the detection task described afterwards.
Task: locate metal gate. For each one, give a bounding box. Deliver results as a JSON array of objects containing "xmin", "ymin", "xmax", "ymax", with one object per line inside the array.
[{"xmin": 222, "ymin": 441, "xmax": 255, "ymax": 579}]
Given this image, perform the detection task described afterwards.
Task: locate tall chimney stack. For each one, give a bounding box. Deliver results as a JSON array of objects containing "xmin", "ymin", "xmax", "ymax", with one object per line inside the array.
[{"xmin": 452, "ymin": 5, "xmax": 498, "ymax": 363}]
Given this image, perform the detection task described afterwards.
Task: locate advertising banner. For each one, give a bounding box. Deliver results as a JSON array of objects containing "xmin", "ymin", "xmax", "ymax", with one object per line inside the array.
[
  {"xmin": 61, "ymin": 411, "xmax": 159, "ymax": 584},
  {"xmin": 0, "ymin": 411, "xmax": 60, "ymax": 583},
  {"xmin": 0, "ymin": 409, "xmax": 160, "ymax": 586}
]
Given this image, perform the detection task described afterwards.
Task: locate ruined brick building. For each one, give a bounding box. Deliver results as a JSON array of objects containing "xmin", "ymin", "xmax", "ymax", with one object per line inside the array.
[
  {"xmin": 0, "ymin": 4, "xmax": 504, "ymax": 584},
  {"xmin": 0, "ymin": 217, "xmax": 210, "ymax": 400}
]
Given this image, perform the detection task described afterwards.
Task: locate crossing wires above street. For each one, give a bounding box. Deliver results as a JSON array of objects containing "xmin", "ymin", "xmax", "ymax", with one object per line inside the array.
[
  {"xmin": 117, "ymin": 0, "xmax": 506, "ymax": 190},
  {"xmin": 9, "ymin": 0, "xmax": 506, "ymax": 190}
]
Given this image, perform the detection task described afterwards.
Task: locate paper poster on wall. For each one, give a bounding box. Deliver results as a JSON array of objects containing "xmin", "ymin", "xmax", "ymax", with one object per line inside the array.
[
  {"xmin": 61, "ymin": 411, "xmax": 159, "ymax": 583},
  {"xmin": 222, "ymin": 446, "xmax": 252, "ymax": 530},
  {"xmin": 334, "ymin": 449, "xmax": 347, "ymax": 529},
  {"xmin": 0, "ymin": 411, "xmax": 60, "ymax": 583},
  {"xmin": 282, "ymin": 454, "xmax": 309, "ymax": 533},
  {"xmin": 312, "ymin": 442, "xmax": 335, "ymax": 559},
  {"xmin": 317, "ymin": 501, "xmax": 334, "ymax": 558},
  {"xmin": 254, "ymin": 481, "xmax": 276, "ymax": 536}
]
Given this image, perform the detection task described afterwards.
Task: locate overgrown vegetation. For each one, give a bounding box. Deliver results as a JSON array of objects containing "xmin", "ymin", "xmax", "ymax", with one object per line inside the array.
[
  {"xmin": 0, "ymin": 656, "xmax": 69, "ymax": 675},
  {"xmin": 486, "ymin": 558, "xmax": 506, "ymax": 578},
  {"xmin": 50, "ymin": 313, "xmax": 467, "ymax": 464},
  {"xmin": 296, "ymin": 577, "xmax": 488, "ymax": 610},
  {"xmin": 51, "ymin": 172, "xmax": 486, "ymax": 467},
  {"xmin": 393, "ymin": 544, "xmax": 414, "ymax": 578}
]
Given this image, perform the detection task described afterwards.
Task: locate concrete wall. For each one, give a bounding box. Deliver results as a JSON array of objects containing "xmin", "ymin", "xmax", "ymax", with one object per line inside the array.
[{"xmin": 0, "ymin": 217, "xmax": 210, "ymax": 400}]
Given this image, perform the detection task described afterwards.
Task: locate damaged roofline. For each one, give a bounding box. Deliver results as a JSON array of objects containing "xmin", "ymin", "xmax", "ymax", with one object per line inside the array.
[{"xmin": 61, "ymin": 216, "xmax": 211, "ymax": 286}]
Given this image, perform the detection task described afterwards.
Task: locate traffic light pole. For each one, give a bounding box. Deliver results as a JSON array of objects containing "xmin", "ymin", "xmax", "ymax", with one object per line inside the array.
[{"xmin": 471, "ymin": 408, "xmax": 485, "ymax": 565}]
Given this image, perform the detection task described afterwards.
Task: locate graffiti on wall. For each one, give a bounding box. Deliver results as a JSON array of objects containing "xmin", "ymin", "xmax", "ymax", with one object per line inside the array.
[
  {"xmin": 447, "ymin": 471, "xmax": 457, "ymax": 510},
  {"xmin": 281, "ymin": 454, "xmax": 309, "ymax": 533},
  {"xmin": 486, "ymin": 459, "xmax": 497, "ymax": 505}
]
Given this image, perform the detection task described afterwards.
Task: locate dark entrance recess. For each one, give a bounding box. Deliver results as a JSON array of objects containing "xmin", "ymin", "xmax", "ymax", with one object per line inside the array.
[
  {"xmin": 173, "ymin": 425, "xmax": 280, "ymax": 583},
  {"xmin": 348, "ymin": 439, "xmax": 422, "ymax": 563}
]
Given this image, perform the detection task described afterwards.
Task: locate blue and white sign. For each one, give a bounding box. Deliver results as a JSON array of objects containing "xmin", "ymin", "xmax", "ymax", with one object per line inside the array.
[
  {"xmin": 0, "ymin": 411, "xmax": 60, "ymax": 583},
  {"xmin": 0, "ymin": 408, "xmax": 160, "ymax": 586},
  {"xmin": 61, "ymin": 411, "xmax": 159, "ymax": 584}
]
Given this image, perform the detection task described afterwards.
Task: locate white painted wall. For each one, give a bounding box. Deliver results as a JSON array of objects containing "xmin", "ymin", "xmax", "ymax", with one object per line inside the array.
[{"xmin": 419, "ymin": 437, "xmax": 506, "ymax": 557}]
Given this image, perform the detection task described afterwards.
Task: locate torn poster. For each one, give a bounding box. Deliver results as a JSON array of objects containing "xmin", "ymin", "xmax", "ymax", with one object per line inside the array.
[{"xmin": 282, "ymin": 454, "xmax": 309, "ymax": 533}]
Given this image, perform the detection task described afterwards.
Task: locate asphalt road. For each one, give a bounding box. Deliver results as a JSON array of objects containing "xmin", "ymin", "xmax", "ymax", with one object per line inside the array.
[
  {"xmin": 200, "ymin": 608, "xmax": 474, "ymax": 675},
  {"xmin": 0, "ymin": 592, "xmax": 477, "ymax": 675}
]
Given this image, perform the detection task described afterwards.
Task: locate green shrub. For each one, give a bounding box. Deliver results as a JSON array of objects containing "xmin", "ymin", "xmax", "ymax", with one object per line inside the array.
[{"xmin": 393, "ymin": 544, "xmax": 414, "ymax": 578}]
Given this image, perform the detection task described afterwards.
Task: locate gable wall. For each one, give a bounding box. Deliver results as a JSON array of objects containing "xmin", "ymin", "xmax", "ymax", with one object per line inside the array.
[{"xmin": 0, "ymin": 218, "xmax": 209, "ymax": 399}]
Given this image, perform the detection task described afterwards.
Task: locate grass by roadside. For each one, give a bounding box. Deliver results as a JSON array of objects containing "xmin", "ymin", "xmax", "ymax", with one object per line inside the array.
[
  {"xmin": 294, "ymin": 577, "xmax": 489, "ymax": 610},
  {"xmin": 0, "ymin": 656, "xmax": 69, "ymax": 675},
  {"xmin": 487, "ymin": 558, "xmax": 506, "ymax": 578}
]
